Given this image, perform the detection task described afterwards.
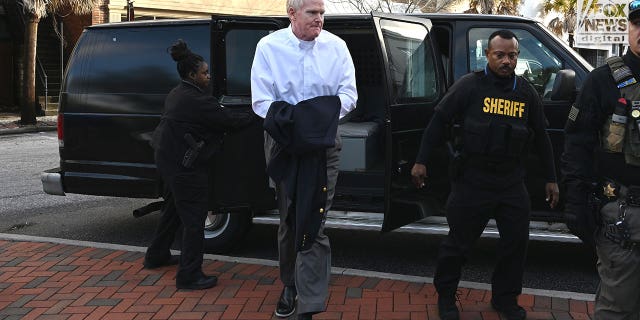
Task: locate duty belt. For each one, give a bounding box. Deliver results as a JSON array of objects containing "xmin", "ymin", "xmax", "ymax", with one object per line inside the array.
[
  {"xmin": 604, "ymin": 219, "xmax": 638, "ymax": 250},
  {"xmin": 601, "ymin": 182, "xmax": 640, "ymax": 250},
  {"xmin": 465, "ymin": 156, "xmax": 519, "ymax": 173}
]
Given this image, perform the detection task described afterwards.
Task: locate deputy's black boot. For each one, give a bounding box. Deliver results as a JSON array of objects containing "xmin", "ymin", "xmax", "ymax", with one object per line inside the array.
[
  {"xmin": 491, "ymin": 299, "xmax": 526, "ymax": 320},
  {"xmin": 437, "ymin": 295, "xmax": 460, "ymax": 320},
  {"xmin": 274, "ymin": 286, "xmax": 296, "ymax": 317},
  {"xmin": 175, "ymin": 274, "xmax": 217, "ymax": 290}
]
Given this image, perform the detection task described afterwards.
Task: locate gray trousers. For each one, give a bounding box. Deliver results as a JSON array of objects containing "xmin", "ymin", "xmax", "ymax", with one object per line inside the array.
[
  {"xmin": 265, "ymin": 132, "xmax": 342, "ymax": 315},
  {"xmin": 595, "ymin": 201, "xmax": 640, "ymax": 320}
]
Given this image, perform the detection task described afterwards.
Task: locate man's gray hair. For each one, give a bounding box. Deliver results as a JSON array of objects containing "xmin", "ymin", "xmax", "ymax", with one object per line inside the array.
[{"xmin": 287, "ymin": 0, "xmax": 304, "ymax": 11}]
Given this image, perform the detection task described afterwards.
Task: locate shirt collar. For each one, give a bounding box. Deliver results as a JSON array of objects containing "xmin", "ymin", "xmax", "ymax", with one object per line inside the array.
[
  {"xmin": 286, "ymin": 24, "xmax": 317, "ymax": 50},
  {"xmin": 484, "ymin": 64, "xmax": 517, "ymax": 92}
]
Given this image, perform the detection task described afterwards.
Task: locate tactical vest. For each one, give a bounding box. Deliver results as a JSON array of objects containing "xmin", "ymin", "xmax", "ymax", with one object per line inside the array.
[
  {"xmin": 604, "ymin": 56, "xmax": 640, "ymax": 166},
  {"xmin": 460, "ymin": 71, "xmax": 531, "ymax": 159}
]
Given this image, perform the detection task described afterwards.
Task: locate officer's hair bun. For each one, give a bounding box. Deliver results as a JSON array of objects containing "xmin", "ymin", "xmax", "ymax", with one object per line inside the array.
[
  {"xmin": 169, "ymin": 39, "xmax": 192, "ymax": 62},
  {"xmin": 168, "ymin": 39, "xmax": 205, "ymax": 80}
]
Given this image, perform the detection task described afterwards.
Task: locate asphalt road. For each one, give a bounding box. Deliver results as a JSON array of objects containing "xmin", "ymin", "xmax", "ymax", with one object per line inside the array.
[{"xmin": 0, "ymin": 131, "xmax": 599, "ymax": 294}]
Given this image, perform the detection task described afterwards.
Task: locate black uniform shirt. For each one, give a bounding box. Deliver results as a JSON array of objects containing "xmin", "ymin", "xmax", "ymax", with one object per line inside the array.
[
  {"xmin": 562, "ymin": 51, "xmax": 640, "ymax": 191},
  {"xmin": 416, "ymin": 67, "xmax": 556, "ymax": 188},
  {"xmin": 152, "ymin": 81, "xmax": 253, "ymax": 177}
]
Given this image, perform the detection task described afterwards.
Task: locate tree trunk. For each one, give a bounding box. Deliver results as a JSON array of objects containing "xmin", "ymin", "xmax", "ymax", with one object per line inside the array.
[
  {"xmin": 568, "ymin": 33, "xmax": 574, "ymax": 48},
  {"xmin": 480, "ymin": 0, "xmax": 493, "ymax": 13},
  {"xmin": 15, "ymin": 44, "xmax": 25, "ymax": 111},
  {"xmin": 21, "ymin": 12, "xmax": 39, "ymax": 125}
]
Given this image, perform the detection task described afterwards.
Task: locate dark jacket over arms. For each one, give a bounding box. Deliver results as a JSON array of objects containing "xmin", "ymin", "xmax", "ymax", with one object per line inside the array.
[{"xmin": 264, "ymin": 96, "xmax": 341, "ymax": 251}]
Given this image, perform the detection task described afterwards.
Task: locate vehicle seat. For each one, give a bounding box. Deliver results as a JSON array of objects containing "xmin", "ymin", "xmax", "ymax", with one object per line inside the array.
[{"xmin": 338, "ymin": 121, "xmax": 380, "ymax": 171}]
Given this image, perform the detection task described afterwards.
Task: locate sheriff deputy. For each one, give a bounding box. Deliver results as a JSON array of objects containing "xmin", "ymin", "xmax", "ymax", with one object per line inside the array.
[{"xmin": 411, "ymin": 29, "xmax": 559, "ymax": 320}]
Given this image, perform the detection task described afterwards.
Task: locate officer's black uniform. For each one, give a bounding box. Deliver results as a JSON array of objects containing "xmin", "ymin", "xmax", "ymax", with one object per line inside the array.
[
  {"xmin": 146, "ymin": 80, "xmax": 253, "ymax": 284},
  {"xmin": 416, "ymin": 67, "xmax": 556, "ymax": 306},
  {"xmin": 562, "ymin": 52, "xmax": 640, "ymax": 232},
  {"xmin": 562, "ymin": 51, "xmax": 640, "ymax": 320}
]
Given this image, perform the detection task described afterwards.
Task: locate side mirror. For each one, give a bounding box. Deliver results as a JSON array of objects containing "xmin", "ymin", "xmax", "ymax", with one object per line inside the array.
[{"xmin": 550, "ymin": 69, "xmax": 576, "ymax": 101}]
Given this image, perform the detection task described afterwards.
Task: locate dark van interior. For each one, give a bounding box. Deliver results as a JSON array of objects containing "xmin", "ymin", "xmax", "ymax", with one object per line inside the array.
[{"xmin": 220, "ymin": 20, "xmax": 389, "ymax": 203}]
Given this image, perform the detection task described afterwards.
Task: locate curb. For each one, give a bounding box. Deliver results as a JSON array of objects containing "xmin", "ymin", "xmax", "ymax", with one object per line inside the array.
[
  {"xmin": 0, "ymin": 125, "xmax": 57, "ymax": 136},
  {"xmin": 0, "ymin": 232, "xmax": 596, "ymax": 302}
]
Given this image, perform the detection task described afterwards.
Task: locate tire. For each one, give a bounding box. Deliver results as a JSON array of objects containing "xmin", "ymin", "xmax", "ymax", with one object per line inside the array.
[{"xmin": 203, "ymin": 210, "xmax": 252, "ymax": 254}]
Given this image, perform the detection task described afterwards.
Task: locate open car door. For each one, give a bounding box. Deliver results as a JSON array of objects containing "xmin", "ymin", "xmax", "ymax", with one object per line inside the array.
[
  {"xmin": 209, "ymin": 15, "xmax": 286, "ymax": 213},
  {"xmin": 372, "ymin": 13, "xmax": 449, "ymax": 232}
]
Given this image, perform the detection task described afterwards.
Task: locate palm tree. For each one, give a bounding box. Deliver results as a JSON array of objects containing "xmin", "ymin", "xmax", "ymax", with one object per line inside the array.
[
  {"xmin": 542, "ymin": 0, "xmax": 598, "ymax": 47},
  {"xmin": 495, "ymin": 0, "xmax": 520, "ymax": 15},
  {"xmin": 464, "ymin": 0, "xmax": 479, "ymax": 13},
  {"xmin": 465, "ymin": 0, "xmax": 522, "ymax": 15},
  {"xmin": 17, "ymin": 0, "xmax": 96, "ymax": 124},
  {"xmin": 479, "ymin": 0, "xmax": 493, "ymax": 13}
]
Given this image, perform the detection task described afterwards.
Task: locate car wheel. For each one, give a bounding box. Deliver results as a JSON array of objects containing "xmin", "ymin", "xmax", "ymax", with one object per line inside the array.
[{"xmin": 203, "ymin": 210, "xmax": 252, "ymax": 254}]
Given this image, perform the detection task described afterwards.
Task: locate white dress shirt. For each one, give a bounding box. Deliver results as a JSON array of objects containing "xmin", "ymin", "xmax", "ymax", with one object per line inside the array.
[{"xmin": 250, "ymin": 25, "xmax": 358, "ymax": 119}]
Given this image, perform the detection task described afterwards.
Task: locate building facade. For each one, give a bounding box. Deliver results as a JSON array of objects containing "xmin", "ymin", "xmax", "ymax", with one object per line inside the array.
[
  {"xmin": 0, "ymin": 0, "xmax": 287, "ymax": 112},
  {"xmin": 93, "ymin": 0, "xmax": 287, "ymax": 24}
]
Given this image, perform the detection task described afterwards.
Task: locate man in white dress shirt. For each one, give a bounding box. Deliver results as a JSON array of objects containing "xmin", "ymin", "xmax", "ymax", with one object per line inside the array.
[{"xmin": 250, "ymin": 0, "xmax": 357, "ymax": 319}]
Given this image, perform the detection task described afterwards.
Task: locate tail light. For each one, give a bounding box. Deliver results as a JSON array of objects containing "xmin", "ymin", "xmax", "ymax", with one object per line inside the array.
[{"xmin": 57, "ymin": 113, "xmax": 64, "ymax": 148}]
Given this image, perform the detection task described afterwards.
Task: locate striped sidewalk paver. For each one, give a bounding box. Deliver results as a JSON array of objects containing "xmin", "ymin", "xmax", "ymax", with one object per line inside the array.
[{"xmin": 0, "ymin": 239, "xmax": 594, "ymax": 319}]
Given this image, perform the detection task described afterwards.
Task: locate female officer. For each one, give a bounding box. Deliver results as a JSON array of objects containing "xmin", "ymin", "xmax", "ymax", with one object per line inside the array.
[{"xmin": 143, "ymin": 39, "xmax": 254, "ymax": 290}]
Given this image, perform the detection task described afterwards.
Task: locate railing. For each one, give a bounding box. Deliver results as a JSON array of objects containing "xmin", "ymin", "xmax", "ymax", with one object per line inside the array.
[
  {"xmin": 36, "ymin": 53, "xmax": 48, "ymax": 111},
  {"xmin": 16, "ymin": 6, "xmax": 48, "ymax": 111}
]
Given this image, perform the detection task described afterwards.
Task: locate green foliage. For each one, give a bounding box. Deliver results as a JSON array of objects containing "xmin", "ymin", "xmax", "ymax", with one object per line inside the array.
[
  {"xmin": 542, "ymin": 0, "xmax": 598, "ymax": 36},
  {"xmin": 18, "ymin": 0, "xmax": 95, "ymax": 19}
]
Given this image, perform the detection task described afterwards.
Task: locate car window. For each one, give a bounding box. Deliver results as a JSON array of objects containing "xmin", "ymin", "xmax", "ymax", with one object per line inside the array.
[
  {"xmin": 225, "ymin": 29, "xmax": 271, "ymax": 96},
  {"xmin": 468, "ymin": 28, "xmax": 563, "ymax": 100},
  {"xmin": 379, "ymin": 19, "xmax": 438, "ymax": 103},
  {"xmin": 72, "ymin": 24, "xmax": 209, "ymax": 95}
]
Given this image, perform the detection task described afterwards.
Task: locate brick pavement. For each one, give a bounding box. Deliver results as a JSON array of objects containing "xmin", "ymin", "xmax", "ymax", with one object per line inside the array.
[{"xmin": 0, "ymin": 238, "xmax": 594, "ymax": 320}]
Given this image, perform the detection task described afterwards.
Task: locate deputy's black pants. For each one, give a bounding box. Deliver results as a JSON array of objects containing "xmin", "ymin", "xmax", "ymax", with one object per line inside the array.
[
  {"xmin": 434, "ymin": 179, "xmax": 530, "ymax": 306},
  {"xmin": 146, "ymin": 169, "xmax": 209, "ymax": 283}
]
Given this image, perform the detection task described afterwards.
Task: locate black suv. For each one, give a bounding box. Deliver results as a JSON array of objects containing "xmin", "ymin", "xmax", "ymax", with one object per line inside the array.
[{"xmin": 42, "ymin": 13, "xmax": 592, "ymax": 252}]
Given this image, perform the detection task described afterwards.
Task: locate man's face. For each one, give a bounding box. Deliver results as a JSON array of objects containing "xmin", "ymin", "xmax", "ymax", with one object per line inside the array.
[
  {"xmin": 485, "ymin": 36, "xmax": 519, "ymax": 78},
  {"xmin": 190, "ymin": 62, "xmax": 210, "ymax": 90},
  {"xmin": 289, "ymin": 0, "xmax": 325, "ymax": 41},
  {"xmin": 629, "ymin": 18, "xmax": 640, "ymax": 57}
]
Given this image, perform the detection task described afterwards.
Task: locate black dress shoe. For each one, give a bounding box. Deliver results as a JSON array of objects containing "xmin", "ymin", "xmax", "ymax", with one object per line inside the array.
[
  {"xmin": 274, "ymin": 286, "xmax": 296, "ymax": 317},
  {"xmin": 437, "ymin": 296, "xmax": 460, "ymax": 320},
  {"xmin": 491, "ymin": 300, "xmax": 526, "ymax": 320},
  {"xmin": 296, "ymin": 313, "xmax": 312, "ymax": 320},
  {"xmin": 143, "ymin": 255, "xmax": 180, "ymax": 269},
  {"xmin": 176, "ymin": 275, "xmax": 218, "ymax": 290}
]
